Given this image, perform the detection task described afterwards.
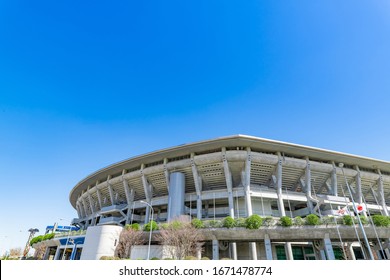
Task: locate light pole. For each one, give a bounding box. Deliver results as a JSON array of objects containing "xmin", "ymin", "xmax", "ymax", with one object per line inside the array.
[{"xmin": 140, "ymin": 200, "xmax": 154, "ymax": 260}]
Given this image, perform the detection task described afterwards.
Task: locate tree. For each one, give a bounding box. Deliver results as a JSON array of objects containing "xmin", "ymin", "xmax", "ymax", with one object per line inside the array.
[
  {"xmin": 156, "ymin": 218, "xmax": 204, "ymax": 260},
  {"xmin": 9, "ymin": 247, "xmax": 22, "ymax": 258},
  {"xmin": 115, "ymin": 226, "xmax": 145, "ymax": 259},
  {"xmin": 34, "ymin": 243, "xmax": 47, "ymax": 260}
]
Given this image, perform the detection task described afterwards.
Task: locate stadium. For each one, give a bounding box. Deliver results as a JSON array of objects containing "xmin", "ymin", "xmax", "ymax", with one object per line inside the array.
[{"xmin": 36, "ymin": 135, "xmax": 390, "ymax": 260}]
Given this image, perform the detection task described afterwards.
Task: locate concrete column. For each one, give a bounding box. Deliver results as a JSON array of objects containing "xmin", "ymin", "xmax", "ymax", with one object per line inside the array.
[
  {"xmin": 331, "ymin": 162, "xmax": 338, "ymax": 196},
  {"xmin": 54, "ymin": 246, "xmax": 62, "ymax": 260},
  {"xmin": 196, "ymin": 245, "xmax": 202, "ymax": 260},
  {"xmin": 348, "ymin": 243, "xmax": 356, "ymax": 260},
  {"xmin": 43, "ymin": 246, "xmax": 50, "ymax": 260},
  {"xmin": 276, "ymin": 153, "xmax": 285, "ymax": 216},
  {"xmin": 244, "ymin": 148, "xmax": 253, "ymax": 216},
  {"xmin": 355, "ymin": 167, "xmax": 362, "ymax": 204},
  {"xmin": 163, "ymin": 158, "xmax": 170, "ymax": 193},
  {"xmin": 144, "ymin": 208, "xmax": 150, "ymax": 225},
  {"xmin": 108, "ymin": 184, "xmax": 115, "ymax": 205},
  {"xmin": 96, "ymin": 189, "xmax": 103, "ymax": 210},
  {"xmin": 277, "ymin": 153, "xmax": 293, "ymax": 260},
  {"xmin": 377, "ymin": 171, "xmax": 389, "ymax": 216},
  {"xmin": 167, "ymin": 172, "xmax": 186, "ymax": 222},
  {"xmin": 305, "ymin": 158, "xmax": 314, "ymax": 213},
  {"xmin": 245, "ymin": 148, "xmax": 256, "ymax": 260},
  {"xmin": 123, "ymin": 178, "xmax": 134, "ymax": 224},
  {"xmin": 222, "ymin": 147, "xmax": 237, "ymax": 260},
  {"xmin": 324, "ymin": 234, "xmax": 335, "ymax": 260},
  {"xmin": 88, "ymin": 194, "xmax": 95, "ymax": 214},
  {"xmin": 264, "ymin": 234, "xmax": 273, "ymax": 260},
  {"xmin": 212, "ymin": 239, "xmax": 219, "ymax": 260},
  {"xmin": 191, "ymin": 154, "xmax": 203, "ymax": 220},
  {"xmin": 81, "ymin": 197, "xmax": 89, "ymax": 216}
]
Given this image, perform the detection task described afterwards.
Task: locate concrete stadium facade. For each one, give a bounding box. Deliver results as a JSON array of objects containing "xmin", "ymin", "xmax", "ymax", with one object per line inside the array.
[{"xmin": 64, "ymin": 135, "xmax": 390, "ymax": 260}]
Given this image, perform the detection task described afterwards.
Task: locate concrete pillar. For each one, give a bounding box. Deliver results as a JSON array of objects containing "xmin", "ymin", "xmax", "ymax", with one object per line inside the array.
[
  {"xmin": 249, "ymin": 242, "xmax": 257, "ymax": 260},
  {"xmin": 144, "ymin": 208, "xmax": 150, "ymax": 225},
  {"xmin": 167, "ymin": 172, "xmax": 186, "ymax": 222},
  {"xmin": 348, "ymin": 243, "xmax": 356, "ymax": 260},
  {"xmin": 305, "ymin": 158, "xmax": 314, "ymax": 213},
  {"xmin": 324, "ymin": 234, "xmax": 335, "ymax": 260},
  {"xmin": 377, "ymin": 171, "xmax": 389, "ymax": 216},
  {"xmin": 212, "ymin": 239, "xmax": 219, "ymax": 260},
  {"xmin": 54, "ymin": 246, "xmax": 61, "ymax": 260},
  {"xmin": 331, "ymin": 162, "xmax": 338, "ymax": 196},
  {"xmin": 355, "ymin": 167, "xmax": 362, "ymax": 204},
  {"xmin": 264, "ymin": 234, "xmax": 273, "ymax": 260},
  {"xmin": 244, "ymin": 148, "xmax": 253, "ymax": 216},
  {"xmin": 96, "ymin": 189, "xmax": 103, "ymax": 210},
  {"xmin": 222, "ymin": 148, "xmax": 237, "ymax": 260},
  {"xmin": 245, "ymin": 148, "xmax": 256, "ymax": 260},
  {"xmin": 196, "ymin": 245, "xmax": 202, "ymax": 260},
  {"xmin": 285, "ymin": 243, "xmax": 293, "ymax": 260},
  {"xmin": 191, "ymin": 154, "xmax": 203, "ymax": 220}
]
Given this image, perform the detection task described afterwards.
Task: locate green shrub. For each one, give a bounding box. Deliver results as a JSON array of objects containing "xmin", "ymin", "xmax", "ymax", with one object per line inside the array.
[
  {"xmin": 163, "ymin": 258, "xmax": 174, "ymax": 260},
  {"xmin": 263, "ymin": 216, "xmax": 274, "ymax": 226},
  {"xmin": 222, "ymin": 216, "xmax": 236, "ymax": 228},
  {"xmin": 321, "ymin": 216, "xmax": 336, "ymax": 225},
  {"xmin": 306, "ymin": 214, "xmax": 320, "ymax": 225},
  {"xmin": 30, "ymin": 235, "xmax": 43, "ymax": 246},
  {"xmin": 358, "ymin": 215, "xmax": 368, "ymax": 225},
  {"xmin": 42, "ymin": 233, "xmax": 55, "ymax": 241},
  {"xmin": 143, "ymin": 221, "xmax": 158, "ymax": 231},
  {"xmin": 170, "ymin": 220, "xmax": 183, "ymax": 230},
  {"xmin": 372, "ymin": 215, "xmax": 390, "ymax": 227},
  {"xmin": 191, "ymin": 218, "xmax": 204, "ymax": 229},
  {"xmin": 293, "ymin": 216, "xmax": 304, "ymax": 226},
  {"xmin": 125, "ymin": 223, "xmax": 141, "ymax": 231},
  {"xmin": 205, "ymin": 220, "xmax": 222, "ymax": 228},
  {"xmin": 200, "ymin": 257, "xmax": 210, "ymax": 260},
  {"xmin": 184, "ymin": 256, "xmax": 198, "ymax": 260},
  {"xmin": 234, "ymin": 218, "xmax": 247, "ymax": 227},
  {"xmin": 343, "ymin": 215, "xmax": 353, "ymax": 226},
  {"xmin": 220, "ymin": 257, "xmax": 232, "ymax": 260},
  {"xmin": 280, "ymin": 216, "xmax": 293, "ymax": 227},
  {"xmin": 245, "ymin": 214, "xmax": 263, "ymax": 229},
  {"xmin": 100, "ymin": 256, "xmax": 120, "ymax": 260},
  {"xmin": 150, "ymin": 257, "xmax": 160, "ymax": 260}
]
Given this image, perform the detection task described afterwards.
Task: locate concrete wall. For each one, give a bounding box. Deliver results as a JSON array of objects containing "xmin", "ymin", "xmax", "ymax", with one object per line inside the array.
[{"xmin": 80, "ymin": 225, "xmax": 122, "ymax": 260}]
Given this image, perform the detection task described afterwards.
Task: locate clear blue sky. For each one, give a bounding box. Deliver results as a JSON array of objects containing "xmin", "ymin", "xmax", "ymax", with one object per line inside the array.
[{"xmin": 1, "ymin": 1, "xmax": 390, "ymax": 254}]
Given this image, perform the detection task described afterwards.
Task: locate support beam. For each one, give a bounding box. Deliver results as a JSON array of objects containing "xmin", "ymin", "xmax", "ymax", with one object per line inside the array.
[
  {"xmin": 323, "ymin": 234, "xmax": 335, "ymax": 260},
  {"xmin": 305, "ymin": 158, "xmax": 314, "ymax": 213},
  {"xmin": 244, "ymin": 147, "xmax": 253, "ymax": 216},
  {"xmin": 164, "ymin": 158, "xmax": 170, "ymax": 193},
  {"xmin": 331, "ymin": 162, "xmax": 338, "ymax": 196},
  {"xmin": 276, "ymin": 152, "xmax": 285, "ymax": 216},
  {"xmin": 107, "ymin": 176, "xmax": 115, "ymax": 206},
  {"xmin": 88, "ymin": 194, "xmax": 95, "ymax": 214},
  {"xmin": 355, "ymin": 166, "xmax": 362, "ymax": 204},
  {"xmin": 212, "ymin": 239, "xmax": 219, "ymax": 260},
  {"xmin": 191, "ymin": 153, "xmax": 203, "ymax": 219},
  {"xmin": 377, "ymin": 170, "xmax": 389, "ymax": 216},
  {"xmin": 123, "ymin": 176, "xmax": 135, "ymax": 224},
  {"xmin": 222, "ymin": 147, "xmax": 237, "ymax": 260},
  {"xmin": 96, "ymin": 188, "xmax": 102, "ymax": 210},
  {"xmin": 141, "ymin": 164, "xmax": 152, "ymax": 203},
  {"xmin": 264, "ymin": 234, "xmax": 273, "ymax": 260}
]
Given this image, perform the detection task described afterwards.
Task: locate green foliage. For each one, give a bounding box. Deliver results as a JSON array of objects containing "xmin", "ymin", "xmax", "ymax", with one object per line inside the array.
[
  {"xmin": 245, "ymin": 214, "xmax": 263, "ymax": 229},
  {"xmin": 42, "ymin": 233, "xmax": 55, "ymax": 241},
  {"xmin": 100, "ymin": 256, "xmax": 121, "ymax": 260},
  {"xmin": 200, "ymin": 257, "xmax": 210, "ymax": 260},
  {"xmin": 306, "ymin": 214, "xmax": 320, "ymax": 225},
  {"xmin": 170, "ymin": 220, "xmax": 183, "ymax": 230},
  {"xmin": 280, "ymin": 216, "xmax": 293, "ymax": 227},
  {"xmin": 222, "ymin": 216, "xmax": 236, "ymax": 228},
  {"xmin": 163, "ymin": 258, "xmax": 174, "ymax": 260},
  {"xmin": 184, "ymin": 256, "xmax": 198, "ymax": 260},
  {"xmin": 372, "ymin": 215, "xmax": 390, "ymax": 227},
  {"xmin": 321, "ymin": 216, "xmax": 336, "ymax": 225},
  {"xmin": 263, "ymin": 216, "xmax": 274, "ymax": 226},
  {"xmin": 220, "ymin": 257, "xmax": 232, "ymax": 260},
  {"xmin": 343, "ymin": 215, "xmax": 353, "ymax": 226},
  {"xmin": 30, "ymin": 235, "xmax": 43, "ymax": 246},
  {"xmin": 143, "ymin": 221, "xmax": 158, "ymax": 231},
  {"xmin": 293, "ymin": 216, "xmax": 304, "ymax": 226},
  {"xmin": 125, "ymin": 223, "xmax": 141, "ymax": 231},
  {"xmin": 358, "ymin": 215, "xmax": 368, "ymax": 225},
  {"xmin": 234, "ymin": 218, "xmax": 247, "ymax": 227},
  {"xmin": 204, "ymin": 220, "xmax": 222, "ymax": 228},
  {"xmin": 191, "ymin": 218, "xmax": 204, "ymax": 229},
  {"xmin": 150, "ymin": 257, "xmax": 160, "ymax": 260}
]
